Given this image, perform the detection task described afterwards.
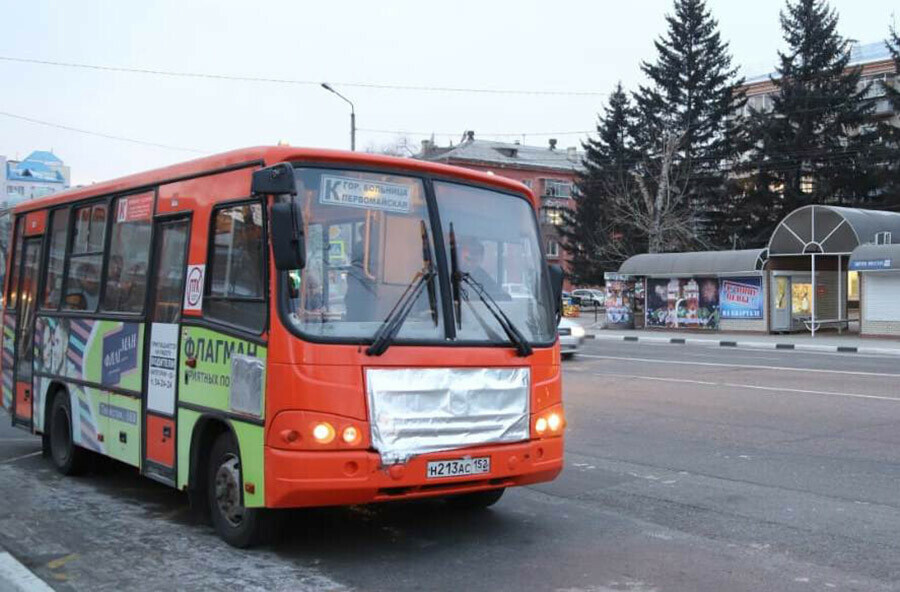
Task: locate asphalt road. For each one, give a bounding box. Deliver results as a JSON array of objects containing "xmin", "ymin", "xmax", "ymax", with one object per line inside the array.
[{"xmin": 2, "ymin": 340, "xmax": 900, "ymax": 591}]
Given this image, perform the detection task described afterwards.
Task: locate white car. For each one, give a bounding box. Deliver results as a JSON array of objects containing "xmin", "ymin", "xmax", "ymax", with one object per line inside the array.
[
  {"xmin": 558, "ymin": 317, "xmax": 585, "ymax": 359},
  {"xmin": 572, "ymin": 288, "xmax": 604, "ymax": 307}
]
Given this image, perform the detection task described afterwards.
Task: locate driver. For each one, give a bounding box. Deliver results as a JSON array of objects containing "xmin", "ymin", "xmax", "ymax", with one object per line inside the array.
[{"xmin": 459, "ymin": 236, "xmax": 510, "ymax": 301}]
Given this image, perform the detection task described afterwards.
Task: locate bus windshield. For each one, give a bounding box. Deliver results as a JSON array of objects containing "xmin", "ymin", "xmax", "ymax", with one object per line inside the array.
[{"xmin": 283, "ymin": 167, "xmax": 554, "ymax": 345}]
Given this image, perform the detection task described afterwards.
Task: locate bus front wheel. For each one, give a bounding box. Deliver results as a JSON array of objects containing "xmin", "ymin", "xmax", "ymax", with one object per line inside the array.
[
  {"xmin": 48, "ymin": 392, "xmax": 88, "ymax": 476},
  {"xmin": 445, "ymin": 487, "xmax": 506, "ymax": 509},
  {"xmin": 207, "ymin": 432, "xmax": 269, "ymax": 548}
]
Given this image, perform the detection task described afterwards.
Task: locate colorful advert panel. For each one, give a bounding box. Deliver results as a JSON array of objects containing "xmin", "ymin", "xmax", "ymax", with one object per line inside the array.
[
  {"xmin": 2, "ymin": 312, "xmax": 15, "ymax": 411},
  {"xmin": 31, "ymin": 316, "xmax": 144, "ymax": 465},
  {"xmin": 604, "ymin": 273, "xmax": 635, "ymax": 329},
  {"xmin": 646, "ymin": 278, "xmax": 719, "ymax": 329},
  {"xmin": 719, "ymin": 277, "xmax": 764, "ymax": 320}
]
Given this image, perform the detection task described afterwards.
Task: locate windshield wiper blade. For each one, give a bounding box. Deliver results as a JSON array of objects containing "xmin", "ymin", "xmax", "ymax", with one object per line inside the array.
[
  {"xmin": 366, "ymin": 222, "xmax": 437, "ymax": 356},
  {"xmin": 449, "ymin": 222, "xmax": 462, "ymax": 329},
  {"xmin": 460, "ymin": 273, "xmax": 533, "ymax": 357}
]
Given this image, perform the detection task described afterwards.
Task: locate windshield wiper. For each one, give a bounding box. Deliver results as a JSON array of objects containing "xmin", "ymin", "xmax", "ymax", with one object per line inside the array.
[
  {"xmin": 449, "ymin": 223, "xmax": 463, "ymax": 329},
  {"xmin": 459, "ymin": 272, "xmax": 533, "ymax": 357},
  {"xmin": 448, "ymin": 222, "xmax": 531, "ymax": 357},
  {"xmin": 366, "ymin": 221, "xmax": 437, "ymax": 356}
]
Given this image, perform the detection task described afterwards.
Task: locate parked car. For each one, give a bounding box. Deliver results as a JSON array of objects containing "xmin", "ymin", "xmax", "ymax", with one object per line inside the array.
[
  {"xmin": 558, "ymin": 317, "xmax": 585, "ymax": 359},
  {"xmin": 572, "ymin": 288, "xmax": 605, "ymax": 307}
]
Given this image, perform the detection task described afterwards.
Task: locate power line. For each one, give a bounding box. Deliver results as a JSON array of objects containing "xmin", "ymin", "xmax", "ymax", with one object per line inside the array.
[
  {"xmin": 359, "ymin": 127, "xmax": 592, "ymax": 137},
  {"xmin": 0, "ymin": 56, "xmax": 609, "ymax": 97},
  {"xmin": 0, "ymin": 110, "xmax": 208, "ymax": 154}
]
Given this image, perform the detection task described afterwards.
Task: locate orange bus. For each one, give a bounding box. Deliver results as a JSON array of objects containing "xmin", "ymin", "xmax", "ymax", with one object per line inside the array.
[{"xmin": 0, "ymin": 147, "xmax": 565, "ymax": 546}]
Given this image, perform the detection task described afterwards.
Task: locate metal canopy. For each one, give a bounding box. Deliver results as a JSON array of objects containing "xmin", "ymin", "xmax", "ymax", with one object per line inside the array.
[
  {"xmin": 619, "ymin": 249, "xmax": 767, "ymax": 276},
  {"xmin": 849, "ymin": 243, "xmax": 900, "ymax": 271},
  {"xmin": 768, "ymin": 205, "xmax": 900, "ymax": 256}
]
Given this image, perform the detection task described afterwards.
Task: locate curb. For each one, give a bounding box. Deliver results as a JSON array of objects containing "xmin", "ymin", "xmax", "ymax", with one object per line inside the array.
[
  {"xmin": 589, "ymin": 332, "xmax": 900, "ymax": 357},
  {"xmin": 0, "ymin": 552, "xmax": 53, "ymax": 592}
]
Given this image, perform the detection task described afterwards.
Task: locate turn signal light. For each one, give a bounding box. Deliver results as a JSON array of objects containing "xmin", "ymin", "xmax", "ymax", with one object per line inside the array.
[{"xmin": 312, "ymin": 422, "xmax": 336, "ymax": 444}]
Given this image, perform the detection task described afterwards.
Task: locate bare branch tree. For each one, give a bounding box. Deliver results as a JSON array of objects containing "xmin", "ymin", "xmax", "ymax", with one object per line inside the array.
[{"xmin": 610, "ymin": 130, "xmax": 698, "ymax": 254}]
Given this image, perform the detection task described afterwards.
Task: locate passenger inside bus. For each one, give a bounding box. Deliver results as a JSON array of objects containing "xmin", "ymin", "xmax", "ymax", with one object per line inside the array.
[{"xmin": 65, "ymin": 261, "xmax": 100, "ymax": 310}]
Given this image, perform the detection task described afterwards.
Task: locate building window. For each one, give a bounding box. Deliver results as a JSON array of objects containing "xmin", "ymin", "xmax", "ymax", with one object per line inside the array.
[
  {"xmin": 521, "ymin": 179, "xmax": 533, "ymax": 189},
  {"xmin": 546, "ymin": 240, "xmax": 559, "ymax": 258},
  {"xmin": 543, "ymin": 180, "xmax": 572, "ymax": 198},
  {"xmin": 541, "ymin": 207, "xmax": 564, "ymax": 226}
]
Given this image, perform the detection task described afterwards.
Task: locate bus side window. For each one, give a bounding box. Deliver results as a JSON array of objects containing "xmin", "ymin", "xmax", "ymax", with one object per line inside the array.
[
  {"xmin": 204, "ymin": 202, "xmax": 266, "ymax": 333},
  {"xmin": 63, "ymin": 202, "xmax": 107, "ymax": 312},
  {"xmin": 102, "ymin": 194, "xmax": 153, "ymax": 314},
  {"xmin": 41, "ymin": 209, "xmax": 69, "ymax": 310}
]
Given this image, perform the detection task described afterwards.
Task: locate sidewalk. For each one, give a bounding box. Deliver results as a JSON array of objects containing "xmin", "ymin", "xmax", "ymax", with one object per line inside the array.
[{"xmin": 571, "ymin": 314, "xmax": 900, "ymax": 356}]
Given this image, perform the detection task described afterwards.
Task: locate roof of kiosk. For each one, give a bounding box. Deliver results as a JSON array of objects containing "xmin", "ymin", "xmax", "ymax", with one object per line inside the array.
[
  {"xmin": 849, "ymin": 243, "xmax": 900, "ymax": 271},
  {"xmin": 619, "ymin": 249, "xmax": 767, "ymax": 276},
  {"xmin": 768, "ymin": 205, "xmax": 900, "ymax": 256}
]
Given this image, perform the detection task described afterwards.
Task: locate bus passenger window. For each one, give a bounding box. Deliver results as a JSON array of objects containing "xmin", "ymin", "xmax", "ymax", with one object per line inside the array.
[
  {"xmin": 41, "ymin": 209, "xmax": 69, "ymax": 309},
  {"xmin": 63, "ymin": 202, "xmax": 107, "ymax": 312},
  {"xmin": 6, "ymin": 217, "xmax": 24, "ymax": 310},
  {"xmin": 102, "ymin": 194, "xmax": 153, "ymax": 313},
  {"xmin": 205, "ymin": 202, "xmax": 266, "ymax": 332}
]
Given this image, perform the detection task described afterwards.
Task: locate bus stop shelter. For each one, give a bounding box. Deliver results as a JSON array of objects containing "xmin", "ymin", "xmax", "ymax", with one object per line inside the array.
[
  {"xmin": 767, "ymin": 205, "xmax": 900, "ymax": 335},
  {"xmin": 618, "ymin": 249, "xmax": 768, "ymax": 331}
]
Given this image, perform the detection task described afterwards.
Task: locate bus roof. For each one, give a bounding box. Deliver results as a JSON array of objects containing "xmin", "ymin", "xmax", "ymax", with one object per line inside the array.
[{"xmin": 13, "ymin": 146, "xmax": 536, "ymax": 214}]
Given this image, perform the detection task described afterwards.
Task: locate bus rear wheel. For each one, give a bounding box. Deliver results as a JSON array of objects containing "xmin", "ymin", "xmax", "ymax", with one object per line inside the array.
[
  {"xmin": 207, "ymin": 432, "xmax": 269, "ymax": 548},
  {"xmin": 48, "ymin": 392, "xmax": 88, "ymax": 476},
  {"xmin": 445, "ymin": 487, "xmax": 506, "ymax": 509}
]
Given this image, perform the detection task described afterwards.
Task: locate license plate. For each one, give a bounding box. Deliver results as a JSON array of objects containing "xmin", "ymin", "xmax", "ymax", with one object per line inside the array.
[{"xmin": 426, "ymin": 456, "xmax": 490, "ymax": 479}]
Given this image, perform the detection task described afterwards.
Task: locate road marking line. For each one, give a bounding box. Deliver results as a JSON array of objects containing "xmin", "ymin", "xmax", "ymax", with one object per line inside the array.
[
  {"xmin": 46, "ymin": 553, "xmax": 78, "ymax": 570},
  {"xmin": 578, "ymin": 353, "xmax": 900, "ymax": 378},
  {"xmin": 0, "ymin": 552, "xmax": 54, "ymax": 592},
  {"xmin": 0, "ymin": 451, "xmax": 42, "ymax": 464},
  {"xmin": 593, "ymin": 371, "xmax": 900, "ymax": 403}
]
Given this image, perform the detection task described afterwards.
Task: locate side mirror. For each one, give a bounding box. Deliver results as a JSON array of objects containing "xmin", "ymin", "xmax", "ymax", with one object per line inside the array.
[
  {"xmin": 548, "ymin": 264, "xmax": 564, "ymax": 321},
  {"xmin": 252, "ymin": 163, "xmax": 296, "ymax": 195},
  {"xmin": 270, "ymin": 201, "xmax": 306, "ymax": 270}
]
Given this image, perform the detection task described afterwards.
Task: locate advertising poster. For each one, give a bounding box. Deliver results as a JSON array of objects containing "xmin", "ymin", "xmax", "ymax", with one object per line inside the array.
[
  {"xmin": 719, "ymin": 277, "xmax": 764, "ymax": 319},
  {"xmin": 646, "ymin": 278, "xmax": 719, "ymax": 329},
  {"xmin": 604, "ymin": 273, "xmax": 635, "ymax": 329}
]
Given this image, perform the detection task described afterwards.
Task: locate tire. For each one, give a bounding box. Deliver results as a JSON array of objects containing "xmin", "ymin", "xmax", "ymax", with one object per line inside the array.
[
  {"xmin": 48, "ymin": 392, "xmax": 88, "ymax": 475},
  {"xmin": 207, "ymin": 432, "xmax": 269, "ymax": 548},
  {"xmin": 445, "ymin": 487, "xmax": 506, "ymax": 510}
]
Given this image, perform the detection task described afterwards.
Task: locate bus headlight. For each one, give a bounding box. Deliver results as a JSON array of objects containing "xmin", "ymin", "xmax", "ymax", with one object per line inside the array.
[
  {"xmin": 533, "ymin": 406, "xmax": 565, "ymax": 438},
  {"xmin": 342, "ymin": 425, "xmax": 361, "ymax": 445},
  {"xmin": 547, "ymin": 412, "xmax": 562, "ymax": 432},
  {"xmin": 312, "ymin": 422, "xmax": 335, "ymax": 444}
]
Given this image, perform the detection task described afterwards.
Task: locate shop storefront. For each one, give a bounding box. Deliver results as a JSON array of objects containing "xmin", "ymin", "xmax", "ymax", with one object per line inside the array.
[{"xmin": 850, "ymin": 243, "xmax": 900, "ymax": 337}]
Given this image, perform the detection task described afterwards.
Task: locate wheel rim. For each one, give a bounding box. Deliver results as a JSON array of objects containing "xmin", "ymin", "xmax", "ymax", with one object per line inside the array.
[
  {"xmin": 51, "ymin": 405, "xmax": 71, "ymax": 466},
  {"xmin": 214, "ymin": 454, "xmax": 244, "ymax": 527}
]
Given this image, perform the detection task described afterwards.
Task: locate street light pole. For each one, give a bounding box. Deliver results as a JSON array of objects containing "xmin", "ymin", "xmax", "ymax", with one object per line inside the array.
[{"xmin": 321, "ymin": 83, "xmax": 356, "ymax": 151}]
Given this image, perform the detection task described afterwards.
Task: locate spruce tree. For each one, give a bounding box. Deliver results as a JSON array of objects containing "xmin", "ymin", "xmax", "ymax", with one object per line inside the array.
[
  {"xmin": 632, "ymin": 0, "xmax": 746, "ymax": 249},
  {"xmin": 560, "ymin": 84, "xmax": 642, "ymax": 285},
  {"xmin": 879, "ymin": 26, "xmax": 900, "ymax": 209},
  {"xmin": 739, "ymin": 0, "xmax": 886, "ymax": 245}
]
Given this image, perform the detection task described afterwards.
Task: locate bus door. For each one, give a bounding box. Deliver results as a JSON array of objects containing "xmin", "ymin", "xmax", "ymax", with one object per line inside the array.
[
  {"xmin": 12, "ymin": 238, "xmax": 42, "ymax": 427},
  {"xmin": 142, "ymin": 217, "xmax": 190, "ymax": 484}
]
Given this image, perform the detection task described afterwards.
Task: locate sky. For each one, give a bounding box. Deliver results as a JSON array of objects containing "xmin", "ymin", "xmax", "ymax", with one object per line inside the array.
[{"xmin": 0, "ymin": 0, "xmax": 897, "ymax": 185}]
